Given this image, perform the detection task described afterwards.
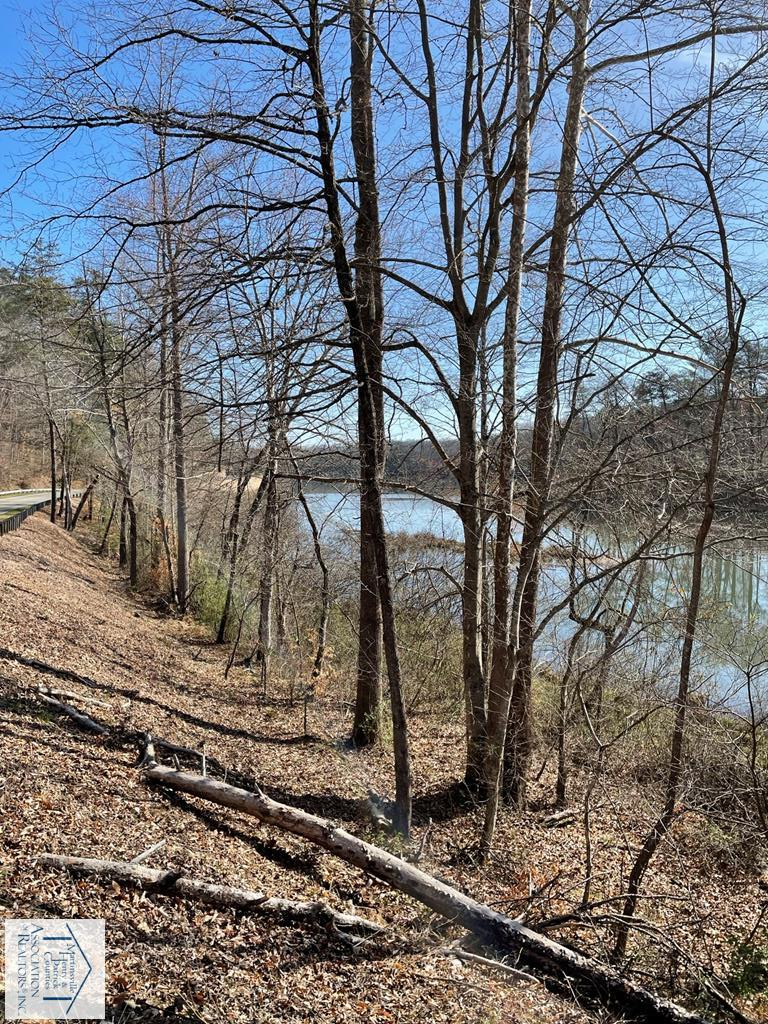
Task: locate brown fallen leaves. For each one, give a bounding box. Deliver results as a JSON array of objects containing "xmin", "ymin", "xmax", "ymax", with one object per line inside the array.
[
  {"xmin": 0, "ymin": 516, "xmax": 760, "ymax": 1022},
  {"xmin": 0, "ymin": 517, "xmax": 594, "ymax": 1024}
]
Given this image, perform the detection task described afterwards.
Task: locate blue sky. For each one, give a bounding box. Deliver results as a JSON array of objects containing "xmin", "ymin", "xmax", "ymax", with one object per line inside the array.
[
  {"xmin": 0, "ymin": 0, "xmax": 114, "ymax": 267},
  {"xmin": 0, "ymin": 0, "xmax": 45, "ymax": 236},
  {"xmin": 0, "ymin": 0, "xmax": 32, "ymax": 67},
  {"xmin": 1, "ymin": 0, "xmax": 764, "ymax": 375}
]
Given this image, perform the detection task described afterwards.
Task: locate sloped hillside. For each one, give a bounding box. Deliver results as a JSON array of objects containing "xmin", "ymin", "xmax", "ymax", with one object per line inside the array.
[{"xmin": 0, "ymin": 516, "xmax": 594, "ymax": 1024}]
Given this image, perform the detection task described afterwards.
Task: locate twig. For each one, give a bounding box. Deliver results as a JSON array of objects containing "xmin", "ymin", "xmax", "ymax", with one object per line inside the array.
[
  {"xmin": 130, "ymin": 840, "xmax": 167, "ymax": 865},
  {"xmin": 438, "ymin": 946, "xmax": 538, "ymax": 984}
]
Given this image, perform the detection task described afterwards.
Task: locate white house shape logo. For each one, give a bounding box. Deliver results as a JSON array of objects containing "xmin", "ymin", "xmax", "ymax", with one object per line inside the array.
[{"xmin": 5, "ymin": 919, "xmax": 105, "ymax": 1020}]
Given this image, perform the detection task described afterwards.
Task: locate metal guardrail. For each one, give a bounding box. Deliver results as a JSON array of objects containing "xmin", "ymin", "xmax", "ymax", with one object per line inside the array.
[{"xmin": 0, "ymin": 499, "xmax": 52, "ymax": 536}]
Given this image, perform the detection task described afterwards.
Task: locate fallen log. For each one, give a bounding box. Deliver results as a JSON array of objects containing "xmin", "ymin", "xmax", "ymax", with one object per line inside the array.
[
  {"xmin": 137, "ymin": 733, "xmax": 205, "ymax": 769},
  {"xmin": 38, "ymin": 854, "xmax": 384, "ymax": 936},
  {"xmin": 144, "ymin": 764, "xmax": 710, "ymax": 1024},
  {"xmin": 38, "ymin": 685, "xmax": 111, "ymax": 709},
  {"xmin": 543, "ymin": 809, "xmax": 577, "ymax": 829},
  {"xmin": 25, "ymin": 680, "xmax": 712, "ymax": 1022},
  {"xmin": 438, "ymin": 945, "xmax": 537, "ymax": 984},
  {"xmin": 37, "ymin": 692, "xmax": 110, "ymax": 736},
  {"xmin": 154, "ymin": 735, "xmax": 207, "ymax": 763}
]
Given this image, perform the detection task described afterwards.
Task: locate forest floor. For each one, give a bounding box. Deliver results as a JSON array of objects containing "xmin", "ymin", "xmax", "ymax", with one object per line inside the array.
[{"xmin": 0, "ymin": 515, "xmax": 763, "ymax": 1023}]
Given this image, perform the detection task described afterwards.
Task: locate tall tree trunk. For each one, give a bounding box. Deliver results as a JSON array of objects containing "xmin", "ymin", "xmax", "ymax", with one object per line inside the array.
[
  {"xmin": 504, "ymin": 0, "xmax": 591, "ymax": 808},
  {"xmin": 350, "ymin": 0, "xmax": 386, "ymax": 749},
  {"xmin": 62, "ymin": 464, "xmax": 72, "ymax": 529},
  {"xmin": 169, "ymin": 291, "xmax": 189, "ymax": 613},
  {"xmin": 275, "ymin": 572, "xmax": 288, "ymax": 652},
  {"xmin": 215, "ymin": 340, "xmax": 225, "ymax": 474},
  {"xmin": 153, "ymin": 310, "xmax": 169, "ymax": 572},
  {"xmin": 119, "ymin": 493, "xmax": 128, "ymax": 568},
  {"xmin": 258, "ymin": 467, "xmax": 279, "ymax": 689},
  {"xmin": 48, "ymin": 417, "xmax": 57, "ymax": 523},
  {"xmin": 126, "ymin": 494, "xmax": 139, "ymax": 588},
  {"xmin": 554, "ymin": 628, "xmax": 584, "ymax": 808},
  {"xmin": 70, "ymin": 477, "xmax": 98, "ymax": 532},
  {"xmin": 457, "ymin": 319, "xmax": 487, "ymax": 787},
  {"xmin": 460, "ymin": 483, "xmax": 487, "ymax": 790},
  {"xmin": 308, "ymin": 0, "xmax": 411, "ymax": 833},
  {"xmin": 216, "ymin": 471, "xmax": 248, "ymax": 644},
  {"xmin": 480, "ymin": 0, "xmax": 532, "ymax": 854},
  {"xmin": 303, "ymin": 497, "xmax": 330, "ymax": 680},
  {"xmin": 39, "ymin": 330, "xmax": 57, "ymax": 525},
  {"xmin": 99, "ymin": 485, "xmax": 117, "ymax": 556},
  {"xmin": 89, "ymin": 295, "xmax": 138, "ymax": 586},
  {"xmin": 58, "ymin": 451, "xmax": 72, "ymax": 529},
  {"xmin": 291, "ymin": 449, "xmax": 330, "ymax": 681},
  {"xmin": 158, "ymin": 135, "xmax": 190, "ymax": 616},
  {"xmin": 353, "ymin": 492, "xmax": 383, "ymax": 745}
]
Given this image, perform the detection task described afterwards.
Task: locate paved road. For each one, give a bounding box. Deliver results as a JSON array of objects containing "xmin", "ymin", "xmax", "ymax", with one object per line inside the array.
[{"xmin": 0, "ymin": 489, "xmax": 53, "ymax": 519}]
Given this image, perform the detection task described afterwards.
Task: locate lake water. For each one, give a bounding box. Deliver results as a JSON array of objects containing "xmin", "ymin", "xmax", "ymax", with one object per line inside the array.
[
  {"xmin": 305, "ymin": 490, "xmax": 465, "ymax": 541},
  {"xmin": 303, "ymin": 491, "xmax": 768, "ymax": 709}
]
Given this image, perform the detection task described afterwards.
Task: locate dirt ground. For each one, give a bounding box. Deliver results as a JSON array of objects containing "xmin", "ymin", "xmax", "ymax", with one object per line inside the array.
[{"xmin": 0, "ymin": 515, "xmax": 763, "ymax": 1022}]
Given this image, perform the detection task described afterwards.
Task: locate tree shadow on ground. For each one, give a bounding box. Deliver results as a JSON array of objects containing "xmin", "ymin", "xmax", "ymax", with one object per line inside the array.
[
  {"xmin": 3, "ymin": 653, "xmax": 479, "ymax": 833},
  {"xmin": 121, "ymin": 783, "xmax": 381, "ymax": 910},
  {"xmin": 157, "ymin": 788, "xmax": 328, "ymax": 886},
  {"xmin": 0, "ymin": 647, "xmax": 323, "ymax": 748},
  {"xmin": 0, "ymin": 722, "xmax": 112, "ymax": 769},
  {"xmin": 412, "ymin": 781, "xmax": 482, "ymax": 826}
]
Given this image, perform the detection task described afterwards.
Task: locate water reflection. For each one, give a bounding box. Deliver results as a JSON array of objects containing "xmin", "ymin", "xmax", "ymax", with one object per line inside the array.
[{"xmin": 303, "ymin": 491, "xmax": 768, "ymax": 709}]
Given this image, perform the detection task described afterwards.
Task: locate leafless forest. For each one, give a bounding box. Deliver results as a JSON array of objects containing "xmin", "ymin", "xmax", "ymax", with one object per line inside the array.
[{"xmin": 3, "ymin": 1, "xmax": 768, "ymax": 1021}]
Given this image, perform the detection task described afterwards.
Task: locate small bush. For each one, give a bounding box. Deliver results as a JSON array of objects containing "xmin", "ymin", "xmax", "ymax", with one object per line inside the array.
[
  {"xmin": 189, "ymin": 558, "xmax": 229, "ymax": 633},
  {"xmin": 728, "ymin": 932, "xmax": 768, "ymax": 997}
]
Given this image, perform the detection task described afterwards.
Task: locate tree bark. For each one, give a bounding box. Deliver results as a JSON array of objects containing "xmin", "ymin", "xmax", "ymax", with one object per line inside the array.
[
  {"xmin": 308, "ymin": 0, "xmax": 411, "ymax": 832},
  {"xmin": 153, "ymin": 305, "xmax": 170, "ymax": 573},
  {"xmin": 354, "ymin": 490, "xmax": 383, "ymax": 745},
  {"xmin": 169, "ymin": 285, "xmax": 189, "ymax": 613},
  {"xmin": 158, "ymin": 135, "xmax": 190, "ymax": 615},
  {"xmin": 257, "ymin": 466, "xmax": 279, "ymax": 688},
  {"xmin": 126, "ymin": 494, "xmax": 139, "ymax": 588},
  {"xmin": 70, "ymin": 477, "xmax": 98, "ymax": 532},
  {"xmin": 349, "ymin": 0, "xmax": 386, "ymax": 750},
  {"xmin": 118, "ymin": 493, "xmax": 128, "ymax": 568},
  {"xmin": 143, "ymin": 764, "xmax": 710, "ymax": 1024},
  {"xmin": 216, "ymin": 468, "xmax": 248, "ymax": 643},
  {"xmin": 98, "ymin": 485, "xmax": 117, "ymax": 555},
  {"xmin": 295, "ymin": 471, "xmax": 330, "ymax": 680},
  {"xmin": 48, "ymin": 417, "xmax": 57, "ymax": 523},
  {"xmin": 480, "ymin": 0, "xmax": 532, "ymax": 852},
  {"xmin": 504, "ymin": 0, "xmax": 592, "ymax": 807},
  {"xmin": 39, "ymin": 854, "xmax": 383, "ymax": 934},
  {"xmin": 459, "ymin": 475, "xmax": 487, "ymax": 790},
  {"xmin": 36, "ymin": 692, "xmax": 110, "ymax": 736}
]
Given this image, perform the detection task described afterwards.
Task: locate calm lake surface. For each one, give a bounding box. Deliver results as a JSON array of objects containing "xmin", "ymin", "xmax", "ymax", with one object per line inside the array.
[
  {"xmin": 303, "ymin": 491, "xmax": 768, "ymax": 709},
  {"xmin": 305, "ymin": 490, "xmax": 464, "ymax": 540}
]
